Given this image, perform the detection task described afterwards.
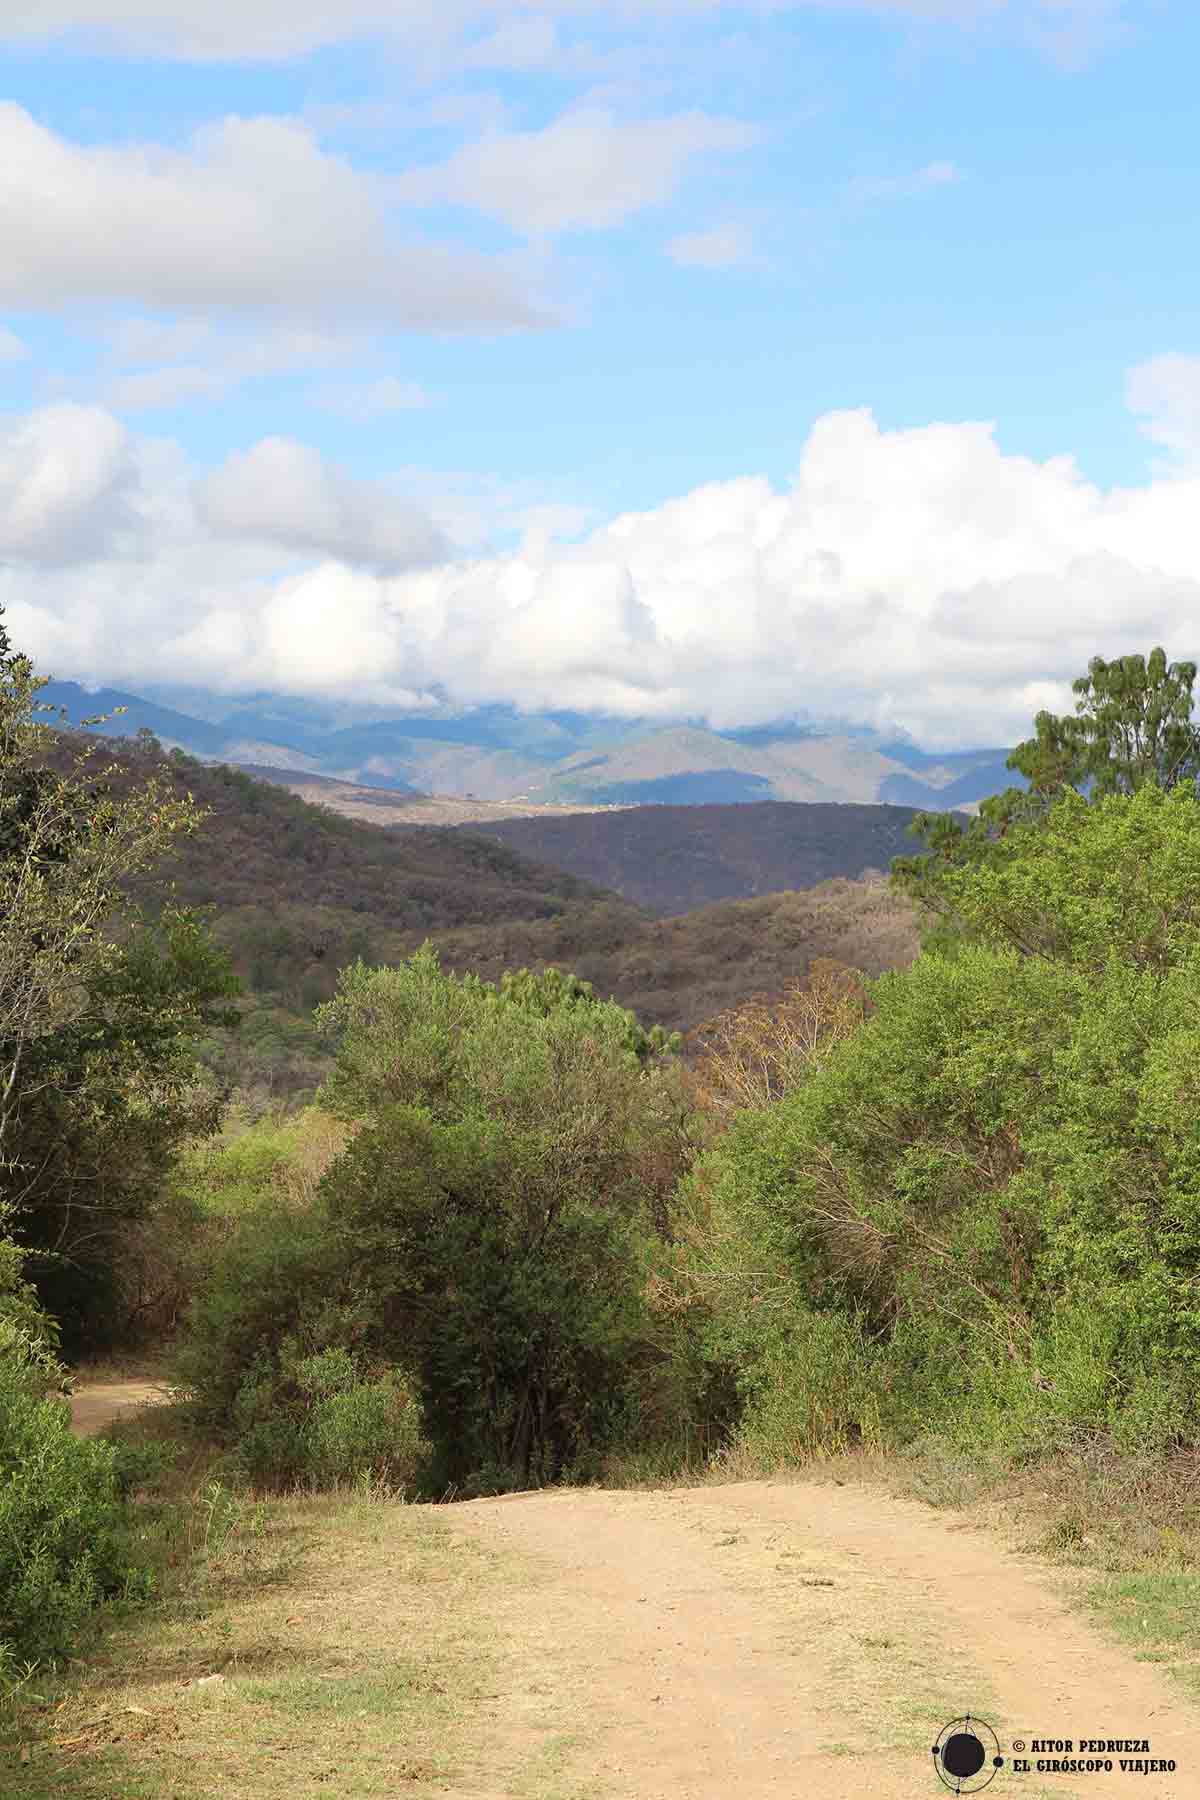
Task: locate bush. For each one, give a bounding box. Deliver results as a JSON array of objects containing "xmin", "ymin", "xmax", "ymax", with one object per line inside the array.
[
  {"xmin": 316, "ymin": 1103, "xmax": 659, "ymax": 1494},
  {"xmin": 0, "ymin": 1316, "xmax": 154, "ymax": 1681},
  {"xmin": 681, "ymin": 784, "xmax": 1200, "ymax": 1473},
  {"xmin": 301, "ymin": 946, "xmax": 704, "ymax": 1493},
  {"xmin": 167, "ymin": 1187, "xmax": 361, "ymax": 1436},
  {"xmin": 167, "ymin": 1178, "xmax": 428, "ymax": 1492}
]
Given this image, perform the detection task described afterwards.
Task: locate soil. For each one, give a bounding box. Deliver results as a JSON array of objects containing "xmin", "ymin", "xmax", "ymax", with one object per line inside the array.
[
  {"xmin": 445, "ymin": 1481, "xmax": 1200, "ymax": 1798},
  {"xmin": 66, "ymin": 1378, "xmax": 174, "ymax": 1438},
  {"xmin": 62, "ymin": 1381, "xmax": 1200, "ymax": 1797}
]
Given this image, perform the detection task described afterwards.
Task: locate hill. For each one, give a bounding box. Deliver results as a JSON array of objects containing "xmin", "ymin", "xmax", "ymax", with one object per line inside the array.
[
  {"xmin": 37, "ymin": 733, "xmax": 923, "ymax": 1104},
  {"xmin": 37, "ymin": 678, "xmax": 1019, "ymax": 811},
  {"xmin": 411, "ymin": 876, "xmax": 921, "ymax": 1039},
  {"xmin": 446, "ymin": 799, "xmax": 947, "ymax": 916}
]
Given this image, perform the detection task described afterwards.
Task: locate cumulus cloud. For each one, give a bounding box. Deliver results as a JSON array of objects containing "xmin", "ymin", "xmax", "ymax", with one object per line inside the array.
[
  {"xmin": 0, "ymin": 404, "xmax": 142, "ymax": 564},
  {"xmin": 0, "ymin": 328, "xmax": 29, "ymax": 363},
  {"xmin": 0, "ymin": 105, "xmax": 547, "ymax": 328},
  {"xmin": 666, "ymin": 223, "xmax": 754, "ymax": 268},
  {"xmin": 395, "ymin": 108, "xmax": 758, "ymax": 235},
  {"xmin": 4, "ymin": 394, "xmax": 1200, "ymax": 748},
  {"xmin": 194, "ymin": 437, "xmax": 449, "ymax": 572}
]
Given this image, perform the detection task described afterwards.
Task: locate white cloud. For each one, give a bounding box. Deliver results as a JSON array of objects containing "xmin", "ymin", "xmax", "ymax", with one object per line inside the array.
[
  {"xmin": 4, "ymin": 388, "xmax": 1199, "ymax": 747},
  {"xmin": 194, "ymin": 436, "xmax": 449, "ymax": 572},
  {"xmin": 395, "ymin": 108, "xmax": 759, "ymax": 235},
  {"xmin": 0, "ymin": 328, "xmax": 29, "ymax": 364},
  {"xmin": 310, "ymin": 377, "xmax": 432, "ymax": 420},
  {"xmin": 100, "ymin": 320, "xmax": 364, "ymax": 412},
  {"xmin": 666, "ymin": 223, "xmax": 754, "ymax": 268},
  {"xmin": 0, "ymin": 105, "xmax": 548, "ymax": 329},
  {"xmin": 0, "ymin": 1, "xmax": 1129, "ymax": 64},
  {"xmin": 0, "ymin": 2, "xmax": 766, "ymax": 63},
  {"xmin": 461, "ymin": 15, "xmax": 560, "ymax": 71},
  {"xmin": 0, "ymin": 404, "xmax": 142, "ymax": 564},
  {"xmin": 104, "ymin": 366, "xmax": 229, "ymax": 411},
  {"xmin": 0, "ymin": 0, "xmax": 476, "ymax": 61},
  {"xmin": 1127, "ymin": 353, "xmax": 1200, "ymax": 469}
]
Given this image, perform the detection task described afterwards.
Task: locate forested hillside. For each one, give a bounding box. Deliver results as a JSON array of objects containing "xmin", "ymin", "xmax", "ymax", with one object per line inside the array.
[
  {"xmin": 447, "ymin": 799, "xmax": 941, "ymax": 916},
  {"xmin": 35, "ymin": 731, "xmax": 922, "ymax": 1103}
]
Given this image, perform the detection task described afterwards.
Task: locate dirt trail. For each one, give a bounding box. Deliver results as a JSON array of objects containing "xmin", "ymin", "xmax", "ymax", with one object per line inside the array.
[
  {"xmin": 445, "ymin": 1480, "xmax": 1200, "ymax": 1800},
  {"xmin": 66, "ymin": 1377, "xmax": 172, "ymax": 1438},
  {"xmin": 51, "ymin": 1385, "xmax": 1200, "ymax": 1796}
]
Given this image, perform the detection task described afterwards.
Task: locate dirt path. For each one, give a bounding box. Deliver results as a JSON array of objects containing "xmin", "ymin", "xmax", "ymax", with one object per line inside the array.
[
  {"xmin": 45, "ymin": 1385, "xmax": 1200, "ymax": 1797},
  {"xmin": 66, "ymin": 1377, "xmax": 172, "ymax": 1438},
  {"xmin": 444, "ymin": 1480, "xmax": 1200, "ymax": 1799}
]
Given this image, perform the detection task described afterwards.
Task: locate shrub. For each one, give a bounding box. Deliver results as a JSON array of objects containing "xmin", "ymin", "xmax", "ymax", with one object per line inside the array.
[
  {"xmin": 682, "ymin": 785, "xmax": 1200, "ymax": 1472},
  {"xmin": 0, "ymin": 1315, "xmax": 154, "ymax": 1680},
  {"xmin": 167, "ymin": 1175, "xmax": 428, "ymax": 1492},
  {"xmin": 316, "ymin": 1103, "xmax": 657, "ymax": 1494}
]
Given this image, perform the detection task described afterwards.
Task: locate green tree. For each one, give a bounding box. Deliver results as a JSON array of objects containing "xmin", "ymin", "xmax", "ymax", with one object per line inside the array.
[
  {"xmin": 7, "ymin": 905, "xmax": 242, "ymax": 1353},
  {"xmin": 317, "ymin": 1104, "xmax": 655, "ymax": 1491},
  {"xmin": 0, "ymin": 609, "xmax": 209, "ymax": 1176},
  {"xmin": 488, "ymin": 965, "xmax": 682, "ymax": 1062},
  {"xmin": 891, "ymin": 646, "xmax": 1200, "ymax": 949},
  {"xmin": 310, "ymin": 945, "xmax": 700, "ymax": 1489},
  {"xmin": 687, "ymin": 777, "xmax": 1200, "ymax": 1467},
  {"xmin": 0, "ymin": 607, "xmax": 241, "ymax": 1349}
]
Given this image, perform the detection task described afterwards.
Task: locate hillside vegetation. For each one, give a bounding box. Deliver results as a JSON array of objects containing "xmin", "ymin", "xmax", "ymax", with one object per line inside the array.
[
  {"xmin": 447, "ymin": 798, "xmax": 940, "ymax": 916},
  {"xmin": 34, "ymin": 732, "xmax": 922, "ymax": 1101},
  {"xmin": 409, "ymin": 876, "xmax": 920, "ymax": 1037}
]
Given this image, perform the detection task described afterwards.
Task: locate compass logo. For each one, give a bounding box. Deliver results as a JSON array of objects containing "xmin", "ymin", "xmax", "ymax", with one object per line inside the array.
[{"xmin": 931, "ymin": 1716, "xmax": 1005, "ymax": 1792}]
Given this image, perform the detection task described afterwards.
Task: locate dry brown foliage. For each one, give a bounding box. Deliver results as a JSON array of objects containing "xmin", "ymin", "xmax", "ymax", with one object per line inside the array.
[{"xmin": 683, "ymin": 958, "xmax": 871, "ymax": 1121}]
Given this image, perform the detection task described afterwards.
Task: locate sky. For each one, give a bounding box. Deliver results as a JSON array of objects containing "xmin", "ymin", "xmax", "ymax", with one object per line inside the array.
[{"xmin": 1, "ymin": 0, "xmax": 1199, "ymax": 749}]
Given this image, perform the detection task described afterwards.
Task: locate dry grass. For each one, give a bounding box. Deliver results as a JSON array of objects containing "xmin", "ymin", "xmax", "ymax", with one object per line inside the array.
[{"xmin": 0, "ymin": 1403, "xmax": 548, "ymax": 1800}]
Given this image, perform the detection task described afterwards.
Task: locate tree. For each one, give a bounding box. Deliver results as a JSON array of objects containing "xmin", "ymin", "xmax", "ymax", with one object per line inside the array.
[
  {"xmin": 684, "ymin": 959, "xmax": 868, "ymax": 1123},
  {"xmin": 309, "ymin": 945, "xmax": 701, "ymax": 1489},
  {"xmin": 684, "ymin": 774, "xmax": 1200, "ymax": 1466},
  {"xmin": 0, "ymin": 608, "xmax": 209, "ymax": 1178},
  {"xmin": 6, "ymin": 905, "xmax": 241, "ymax": 1353},
  {"xmin": 0, "ymin": 608, "xmax": 242, "ymax": 1350},
  {"xmin": 486, "ymin": 965, "xmax": 681, "ymax": 1062},
  {"xmin": 891, "ymin": 646, "xmax": 1200, "ymax": 948}
]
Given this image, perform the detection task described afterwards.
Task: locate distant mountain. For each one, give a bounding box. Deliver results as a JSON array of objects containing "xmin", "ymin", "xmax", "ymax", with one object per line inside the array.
[
  {"xmin": 36, "ymin": 680, "xmax": 231, "ymax": 756},
  {"xmin": 448, "ymin": 800, "xmax": 948, "ymax": 917},
  {"xmin": 37, "ymin": 679, "xmax": 1023, "ymax": 813}
]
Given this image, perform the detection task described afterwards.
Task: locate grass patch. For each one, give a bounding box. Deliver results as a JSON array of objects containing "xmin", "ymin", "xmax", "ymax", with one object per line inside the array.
[{"xmin": 0, "ymin": 1402, "xmax": 536, "ymax": 1800}]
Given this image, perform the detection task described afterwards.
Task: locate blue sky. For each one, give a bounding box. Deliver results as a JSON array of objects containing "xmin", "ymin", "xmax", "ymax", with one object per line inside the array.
[{"xmin": 1, "ymin": 2, "xmax": 1199, "ymax": 748}]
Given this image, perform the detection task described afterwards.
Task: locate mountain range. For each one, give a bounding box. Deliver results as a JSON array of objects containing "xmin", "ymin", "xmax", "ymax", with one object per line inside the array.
[{"xmin": 37, "ymin": 679, "xmax": 1023, "ymax": 814}]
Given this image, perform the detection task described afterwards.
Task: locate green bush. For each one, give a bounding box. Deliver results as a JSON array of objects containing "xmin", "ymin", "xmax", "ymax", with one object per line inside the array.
[
  {"xmin": 299, "ymin": 945, "xmax": 702, "ymax": 1493},
  {"xmin": 303, "ymin": 1365, "xmax": 425, "ymax": 1488},
  {"xmin": 682, "ymin": 783, "xmax": 1200, "ymax": 1472},
  {"xmin": 317, "ymin": 1103, "xmax": 659, "ymax": 1494},
  {"xmin": 0, "ymin": 1316, "xmax": 154, "ymax": 1682},
  {"xmin": 167, "ymin": 1188, "xmax": 361, "ymax": 1436},
  {"xmin": 167, "ymin": 1182, "xmax": 428, "ymax": 1492}
]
